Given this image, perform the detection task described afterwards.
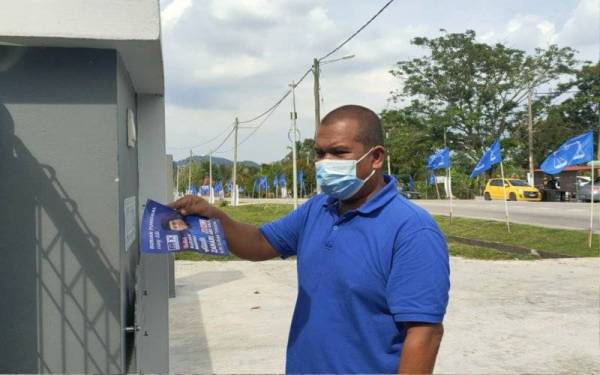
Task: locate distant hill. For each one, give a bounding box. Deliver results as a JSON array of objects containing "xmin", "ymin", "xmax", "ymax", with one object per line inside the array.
[{"xmin": 175, "ymin": 155, "xmax": 260, "ymax": 169}]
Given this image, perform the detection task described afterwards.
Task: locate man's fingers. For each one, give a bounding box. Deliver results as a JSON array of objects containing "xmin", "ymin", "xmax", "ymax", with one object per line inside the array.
[{"xmin": 168, "ymin": 196, "xmax": 188, "ymax": 209}]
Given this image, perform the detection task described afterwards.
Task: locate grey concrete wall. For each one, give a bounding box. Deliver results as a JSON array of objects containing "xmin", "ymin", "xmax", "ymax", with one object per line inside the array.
[
  {"xmin": 0, "ymin": 46, "xmax": 123, "ymax": 373},
  {"xmin": 116, "ymin": 55, "xmax": 140, "ymax": 374},
  {"xmin": 136, "ymin": 94, "xmax": 170, "ymax": 374},
  {"xmin": 166, "ymin": 155, "xmax": 176, "ymax": 299}
]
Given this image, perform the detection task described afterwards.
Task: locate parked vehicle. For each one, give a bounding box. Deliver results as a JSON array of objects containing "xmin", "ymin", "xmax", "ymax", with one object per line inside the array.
[
  {"xmin": 400, "ymin": 190, "xmax": 422, "ymax": 199},
  {"xmin": 483, "ymin": 178, "xmax": 542, "ymax": 201},
  {"xmin": 577, "ymin": 177, "xmax": 600, "ymax": 202}
]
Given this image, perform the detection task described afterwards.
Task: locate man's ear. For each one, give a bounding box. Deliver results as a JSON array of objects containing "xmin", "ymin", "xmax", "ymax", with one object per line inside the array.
[{"xmin": 371, "ymin": 145, "xmax": 385, "ymax": 169}]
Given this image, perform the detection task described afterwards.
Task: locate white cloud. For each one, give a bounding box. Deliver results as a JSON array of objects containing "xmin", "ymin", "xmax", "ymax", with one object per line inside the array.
[
  {"xmin": 159, "ymin": 0, "xmax": 598, "ymax": 163},
  {"xmin": 499, "ymin": 15, "xmax": 559, "ymax": 50},
  {"xmin": 161, "ymin": 0, "xmax": 192, "ymax": 30},
  {"xmin": 211, "ymin": 0, "xmax": 283, "ymax": 24},
  {"xmin": 557, "ymin": 0, "xmax": 600, "ymax": 57}
]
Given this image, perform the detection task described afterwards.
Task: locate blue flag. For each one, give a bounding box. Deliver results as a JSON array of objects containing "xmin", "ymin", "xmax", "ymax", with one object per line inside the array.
[
  {"xmin": 273, "ymin": 175, "xmax": 279, "ymax": 188},
  {"xmin": 214, "ymin": 182, "xmax": 222, "ymax": 193},
  {"xmin": 189, "ymin": 185, "xmax": 197, "ymax": 195},
  {"xmin": 470, "ymin": 139, "xmax": 502, "ymax": 178},
  {"xmin": 427, "ymin": 148, "xmax": 450, "ymax": 170},
  {"xmin": 226, "ymin": 180, "xmax": 232, "ymax": 193},
  {"xmin": 258, "ymin": 176, "xmax": 268, "ymax": 190},
  {"xmin": 428, "ymin": 171, "xmax": 436, "ymax": 186},
  {"xmin": 297, "ymin": 170, "xmax": 305, "ymax": 193},
  {"xmin": 540, "ymin": 131, "xmax": 594, "ymax": 175},
  {"xmin": 278, "ymin": 174, "xmax": 287, "ymax": 187},
  {"xmin": 253, "ymin": 178, "xmax": 259, "ymax": 194}
]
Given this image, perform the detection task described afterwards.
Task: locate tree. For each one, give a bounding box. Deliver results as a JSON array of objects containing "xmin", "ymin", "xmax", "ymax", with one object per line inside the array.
[
  {"xmin": 513, "ymin": 62, "xmax": 600, "ymax": 165},
  {"xmin": 389, "ymin": 30, "xmax": 577, "ymax": 168}
]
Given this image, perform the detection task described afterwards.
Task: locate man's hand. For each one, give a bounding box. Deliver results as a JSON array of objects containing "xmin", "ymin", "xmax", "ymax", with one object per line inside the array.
[
  {"xmin": 167, "ymin": 195, "xmax": 279, "ymax": 262},
  {"xmin": 168, "ymin": 195, "xmax": 219, "ymax": 218},
  {"xmin": 397, "ymin": 323, "xmax": 444, "ymax": 374}
]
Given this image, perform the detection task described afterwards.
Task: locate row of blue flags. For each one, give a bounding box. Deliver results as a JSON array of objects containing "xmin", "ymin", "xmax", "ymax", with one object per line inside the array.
[{"xmin": 426, "ymin": 131, "xmax": 594, "ymax": 180}]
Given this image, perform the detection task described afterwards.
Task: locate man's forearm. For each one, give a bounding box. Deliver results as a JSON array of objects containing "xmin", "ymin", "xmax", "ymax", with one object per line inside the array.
[
  {"xmin": 397, "ymin": 324, "xmax": 443, "ymax": 374},
  {"xmin": 213, "ymin": 209, "xmax": 278, "ymax": 261}
]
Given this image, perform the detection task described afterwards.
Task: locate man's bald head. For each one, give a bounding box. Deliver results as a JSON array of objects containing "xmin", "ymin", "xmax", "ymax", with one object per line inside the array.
[{"xmin": 320, "ymin": 105, "xmax": 384, "ymax": 149}]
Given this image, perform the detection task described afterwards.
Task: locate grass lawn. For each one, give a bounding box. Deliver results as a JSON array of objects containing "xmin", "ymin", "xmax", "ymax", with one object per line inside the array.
[
  {"xmin": 174, "ymin": 203, "xmax": 597, "ymax": 261},
  {"xmin": 436, "ymin": 215, "xmax": 599, "ymax": 258}
]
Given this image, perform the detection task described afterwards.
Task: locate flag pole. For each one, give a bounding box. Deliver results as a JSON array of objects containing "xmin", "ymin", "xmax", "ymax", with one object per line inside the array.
[
  {"xmin": 499, "ymin": 160, "xmax": 511, "ymax": 233},
  {"xmin": 448, "ymin": 166, "xmax": 453, "ymax": 224},
  {"xmin": 588, "ymin": 161, "xmax": 597, "ymax": 248}
]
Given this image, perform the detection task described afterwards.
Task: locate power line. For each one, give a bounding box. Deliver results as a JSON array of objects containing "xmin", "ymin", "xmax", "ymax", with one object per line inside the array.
[
  {"xmin": 215, "ymin": 94, "xmax": 287, "ymax": 154},
  {"xmin": 319, "ymin": 0, "xmax": 396, "ymax": 62},
  {"xmin": 173, "ymin": 0, "xmax": 395, "ymax": 153},
  {"xmin": 228, "ymin": 0, "xmax": 396, "ymax": 128},
  {"xmin": 238, "ymin": 89, "xmax": 292, "ymax": 124},
  {"xmin": 167, "ymin": 122, "xmax": 235, "ymax": 150},
  {"xmin": 209, "ymin": 125, "xmax": 236, "ymax": 154}
]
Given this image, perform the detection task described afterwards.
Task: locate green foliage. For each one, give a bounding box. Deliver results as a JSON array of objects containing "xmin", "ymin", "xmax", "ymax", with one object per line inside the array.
[
  {"xmin": 436, "ymin": 215, "xmax": 599, "ymax": 257},
  {"xmin": 513, "ymin": 62, "xmax": 599, "ymax": 166},
  {"xmin": 175, "ymin": 204, "xmax": 598, "ymax": 261},
  {"xmin": 388, "ymin": 29, "xmax": 577, "ymax": 168},
  {"xmin": 448, "ymin": 243, "xmax": 535, "ymax": 260}
]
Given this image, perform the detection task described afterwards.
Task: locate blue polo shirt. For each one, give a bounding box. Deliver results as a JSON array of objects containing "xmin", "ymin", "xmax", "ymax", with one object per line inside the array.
[{"xmin": 260, "ymin": 175, "xmax": 450, "ymax": 374}]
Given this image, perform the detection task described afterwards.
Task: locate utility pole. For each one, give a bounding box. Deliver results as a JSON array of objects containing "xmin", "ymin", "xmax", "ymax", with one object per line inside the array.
[
  {"xmin": 175, "ymin": 166, "xmax": 179, "ymax": 197},
  {"xmin": 188, "ymin": 149, "xmax": 192, "ymax": 194},
  {"xmin": 209, "ymin": 153, "xmax": 214, "ymax": 204},
  {"xmin": 313, "ymin": 58, "xmax": 320, "ymax": 135},
  {"xmin": 528, "ymin": 87, "xmax": 534, "ymax": 186},
  {"xmin": 291, "ymin": 81, "xmax": 299, "ymax": 209},
  {"xmin": 596, "ymin": 111, "xmax": 600, "ymax": 160},
  {"xmin": 232, "ymin": 117, "xmax": 239, "ymax": 206}
]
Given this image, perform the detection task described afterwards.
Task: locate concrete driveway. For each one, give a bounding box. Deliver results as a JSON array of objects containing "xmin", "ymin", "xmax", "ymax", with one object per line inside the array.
[{"xmin": 169, "ymin": 258, "xmax": 600, "ymax": 374}]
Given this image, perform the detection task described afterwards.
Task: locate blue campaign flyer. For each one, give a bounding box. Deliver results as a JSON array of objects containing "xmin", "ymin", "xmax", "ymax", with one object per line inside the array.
[{"xmin": 141, "ymin": 199, "xmax": 229, "ymax": 256}]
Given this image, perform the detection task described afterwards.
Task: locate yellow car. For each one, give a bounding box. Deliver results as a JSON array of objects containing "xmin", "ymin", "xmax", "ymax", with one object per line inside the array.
[{"xmin": 484, "ymin": 178, "xmax": 542, "ymax": 201}]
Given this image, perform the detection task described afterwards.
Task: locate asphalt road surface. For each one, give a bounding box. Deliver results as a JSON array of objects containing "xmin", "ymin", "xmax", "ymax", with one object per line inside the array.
[
  {"xmin": 237, "ymin": 197, "xmax": 598, "ymax": 232},
  {"xmin": 413, "ymin": 198, "xmax": 599, "ymax": 232}
]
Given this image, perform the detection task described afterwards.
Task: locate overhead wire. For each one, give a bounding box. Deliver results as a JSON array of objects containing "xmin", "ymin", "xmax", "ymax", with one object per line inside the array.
[
  {"xmin": 214, "ymin": 93, "xmax": 288, "ymax": 154},
  {"xmin": 167, "ymin": 122, "xmax": 236, "ymax": 150},
  {"xmin": 208, "ymin": 125, "xmax": 236, "ymax": 154},
  {"xmin": 238, "ymin": 88, "xmax": 292, "ymax": 124},
  {"xmin": 318, "ymin": 0, "xmax": 396, "ymax": 62},
  {"xmin": 173, "ymin": 0, "xmax": 396, "ymax": 152}
]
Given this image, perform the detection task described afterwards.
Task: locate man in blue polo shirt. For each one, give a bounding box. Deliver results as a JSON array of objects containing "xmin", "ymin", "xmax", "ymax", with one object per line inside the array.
[{"xmin": 170, "ymin": 105, "xmax": 450, "ymax": 374}]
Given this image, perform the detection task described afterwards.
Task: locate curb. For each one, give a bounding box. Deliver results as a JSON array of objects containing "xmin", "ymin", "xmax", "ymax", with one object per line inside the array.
[{"xmin": 447, "ymin": 235, "xmax": 574, "ymax": 259}]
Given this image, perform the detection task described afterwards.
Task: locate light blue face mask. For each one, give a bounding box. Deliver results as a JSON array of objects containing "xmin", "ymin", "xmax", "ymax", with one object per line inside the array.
[{"xmin": 315, "ymin": 148, "xmax": 376, "ymax": 200}]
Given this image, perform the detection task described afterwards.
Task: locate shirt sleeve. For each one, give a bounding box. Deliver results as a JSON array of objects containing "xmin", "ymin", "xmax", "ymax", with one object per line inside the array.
[
  {"xmin": 259, "ymin": 199, "xmax": 312, "ymax": 258},
  {"xmin": 386, "ymin": 227, "xmax": 450, "ymax": 324}
]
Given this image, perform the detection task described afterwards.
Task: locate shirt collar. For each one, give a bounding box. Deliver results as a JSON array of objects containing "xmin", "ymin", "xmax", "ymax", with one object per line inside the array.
[{"xmin": 322, "ymin": 175, "xmax": 398, "ymax": 215}]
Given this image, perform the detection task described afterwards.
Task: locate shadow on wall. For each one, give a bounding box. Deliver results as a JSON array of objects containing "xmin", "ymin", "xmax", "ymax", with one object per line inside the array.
[{"xmin": 0, "ymin": 105, "xmax": 121, "ymax": 373}]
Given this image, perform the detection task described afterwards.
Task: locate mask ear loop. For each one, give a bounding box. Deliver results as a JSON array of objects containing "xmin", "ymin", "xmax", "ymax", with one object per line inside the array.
[
  {"xmin": 356, "ymin": 147, "xmax": 375, "ymax": 163},
  {"xmin": 357, "ymin": 147, "xmax": 378, "ymax": 183}
]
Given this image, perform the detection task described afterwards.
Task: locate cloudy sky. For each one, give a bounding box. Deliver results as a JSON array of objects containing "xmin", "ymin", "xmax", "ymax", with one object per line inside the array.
[{"xmin": 160, "ymin": 0, "xmax": 599, "ymax": 164}]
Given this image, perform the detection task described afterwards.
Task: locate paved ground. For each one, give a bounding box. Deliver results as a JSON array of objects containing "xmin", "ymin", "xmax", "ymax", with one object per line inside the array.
[
  {"xmin": 237, "ymin": 197, "xmax": 599, "ymax": 233},
  {"xmin": 170, "ymin": 258, "xmax": 600, "ymax": 374}
]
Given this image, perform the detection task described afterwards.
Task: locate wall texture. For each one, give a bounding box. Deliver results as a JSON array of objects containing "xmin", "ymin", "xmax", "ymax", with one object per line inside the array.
[{"xmin": 0, "ymin": 46, "xmax": 126, "ymax": 373}]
